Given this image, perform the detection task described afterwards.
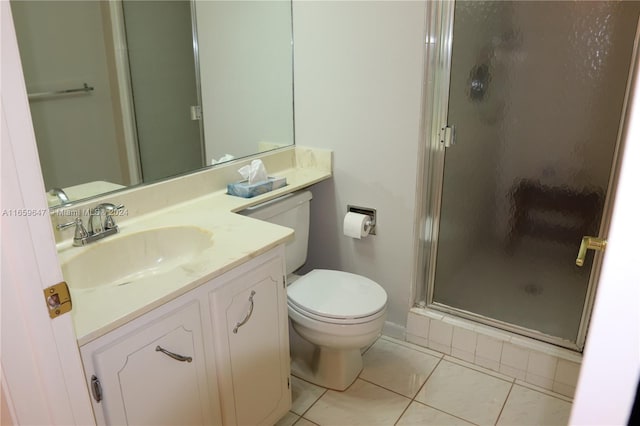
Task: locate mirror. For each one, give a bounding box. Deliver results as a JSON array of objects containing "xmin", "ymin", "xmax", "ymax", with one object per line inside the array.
[{"xmin": 10, "ymin": 0, "xmax": 294, "ymax": 207}]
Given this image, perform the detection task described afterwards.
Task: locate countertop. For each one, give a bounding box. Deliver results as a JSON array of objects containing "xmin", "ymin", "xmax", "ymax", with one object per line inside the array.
[{"xmin": 56, "ymin": 149, "xmax": 332, "ymax": 346}]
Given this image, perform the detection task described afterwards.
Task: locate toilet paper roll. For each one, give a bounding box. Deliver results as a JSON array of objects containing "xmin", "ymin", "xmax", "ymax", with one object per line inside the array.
[{"xmin": 343, "ymin": 212, "xmax": 371, "ymax": 239}]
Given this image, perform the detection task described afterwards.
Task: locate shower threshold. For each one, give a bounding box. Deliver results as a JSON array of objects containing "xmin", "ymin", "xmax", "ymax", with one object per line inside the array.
[{"xmin": 405, "ymin": 306, "xmax": 582, "ymax": 398}]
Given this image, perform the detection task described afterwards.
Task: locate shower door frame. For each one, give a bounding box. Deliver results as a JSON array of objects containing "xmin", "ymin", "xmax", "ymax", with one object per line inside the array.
[{"xmin": 415, "ymin": 0, "xmax": 633, "ymax": 351}]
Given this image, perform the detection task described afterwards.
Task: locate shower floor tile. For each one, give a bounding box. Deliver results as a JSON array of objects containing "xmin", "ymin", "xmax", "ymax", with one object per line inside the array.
[
  {"xmin": 433, "ymin": 239, "xmax": 587, "ymax": 341},
  {"xmin": 277, "ymin": 336, "xmax": 573, "ymax": 426}
]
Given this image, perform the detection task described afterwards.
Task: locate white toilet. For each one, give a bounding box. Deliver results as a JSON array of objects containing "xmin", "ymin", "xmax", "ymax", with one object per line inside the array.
[{"xmin": 240, "ymin": 190, "xmax": 387, "ymax": 391}]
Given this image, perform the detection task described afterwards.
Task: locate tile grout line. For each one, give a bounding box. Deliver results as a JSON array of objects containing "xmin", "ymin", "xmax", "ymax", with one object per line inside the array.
[
  {"xmin": 412, "ymin": 355, "xmax": 516, "ymax": 425},
  {"xmin": 292, "ymin": 340, "xmax": 422, "ymax": 425},
  {"xmin": 294, "ymin": 338, "xmax": 525, "ymax": 426},
  {"xmin": 381, "ymin": 335, "xmax": 444, "ymax": 358},
  {"xmin": 338, "ymin": 347, "xmax": 448, "ymax": 425},
  {"xmin": 290, "ymin": 374, "xmax": 328, "ymax": 424},
  {"xmin": 390, "ymin": 357, "xmax": 438, "ymax": 426},
  {"xmin": 361, "ymin": 338, "xmax": 448, "ymax": 425},
  {"xmin": 356, "ymin": 376, "xmax": 416, "ymax": 401},
  {"xmin": 444, "ymin": 355, "xmax": 514, "ymax": 384},
  {"xmin": 297, "ymin": 388, "xmax": 328, "ymax": 422},
  {"xmin": 409, "ymin": 355, "xmax": 485, "ymax": 426},
  {"xmin": 411, "ymin": 400, "xmax": 482, "ymax": 426},
  {"xmin": 392, "ymin": 400, "xmax": 412, "ymax": 426},
  {"xmin": 494, "ymin": 380, "xmax": 516, "ymax": 426},
  {"xmin": 514, "ymin": 380, "xmax": 574, "ymax": 403},
  {"xmin": 292, "ymin": 415, "xmax": 319, "ymax": 426},
  {"xmin": 359, "ymin": 337, "xmax": 446, "ymax": 399},
  {"xmin": 392, "ymin": 355, "xmax": 446, "ymax": 425}
]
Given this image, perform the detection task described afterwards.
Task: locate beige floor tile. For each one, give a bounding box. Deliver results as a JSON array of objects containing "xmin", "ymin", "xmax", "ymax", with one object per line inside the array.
[
  {"xmin": 444, "ymin": 355, "xmax": 514, "ymax": 382},
  {"xmin": 415, "ymin": 359, "xmax": 512, "ymax": 425},
  {"xmin": 296, "ymin": 418, "xmax": 319, "ymax": 426},
  {"xmin": 496, "ymin": 384, "xmax": 572, "ymax": 425},
  {"xmin": 381, "ymin": 336, "xmax": 444, "ymax": 358},
  {"xmin": 360, "ymin": 338, "xmax": 441, "ymax": 397},
  {"xmin": 396, "ymin": 401, "xmax": 475, "ymax": 425},
  {"xmin": 291, "ymin": 376, "xmax": 327, "ymax": 415},
  {"xmin": 304, "ymin": 379, "xmax": 410, "ymax": 426},
  {"xmin": 514, "ymin": 379, "xmax": 573, "ymax": 402},
  {"xmin": 275, "ymin": 411, "xmax": 300, "ymax": 426}
]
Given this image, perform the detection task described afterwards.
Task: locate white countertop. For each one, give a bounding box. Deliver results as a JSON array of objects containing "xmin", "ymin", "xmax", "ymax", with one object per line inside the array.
[{"xmin": 55, "ymin": 149, "xmax": 331, "ymax": 346}]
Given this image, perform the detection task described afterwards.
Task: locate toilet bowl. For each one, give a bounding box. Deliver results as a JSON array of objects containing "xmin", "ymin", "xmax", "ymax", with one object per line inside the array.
[
  {"xmin": 286, "ymin": 269, "xmax": 387, "ymax": 390},
  {"xmin": 239, "ymin": 191, "xmax": 388, "ymax": 390}
]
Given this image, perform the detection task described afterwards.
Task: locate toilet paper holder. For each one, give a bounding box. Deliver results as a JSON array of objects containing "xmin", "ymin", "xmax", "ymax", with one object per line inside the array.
[{"xmin": 347, "ymin": 205, "xmax": 376, "ymax": 235}]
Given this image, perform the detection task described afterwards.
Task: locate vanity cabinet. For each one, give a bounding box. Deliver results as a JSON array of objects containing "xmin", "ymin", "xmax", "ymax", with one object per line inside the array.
[
  {"xmin": 80, "ymin": 247, "xmax": 290, "ymax": 426},
  {"xmin": 209, "ymin": 254, "xmax": 290, "ymax": 426},
  {"xmin": 80, "ymin": 301, "xmax": 217, "ymax": 425}
]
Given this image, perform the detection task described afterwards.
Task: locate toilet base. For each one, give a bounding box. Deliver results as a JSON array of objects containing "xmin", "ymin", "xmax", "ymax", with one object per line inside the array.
[
  {"xmin": 288, "ymin": 321, "xmax": 364, "ymax": 391},
  {"xmin": 291, "ymin": 345, "xmax": 363, "ymax": 391}
]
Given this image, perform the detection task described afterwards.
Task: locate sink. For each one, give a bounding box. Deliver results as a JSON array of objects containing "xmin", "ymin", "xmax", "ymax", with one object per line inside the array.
[{"xmin": 62, "ymin": 226, "xmax": 213, "ymax": 289}]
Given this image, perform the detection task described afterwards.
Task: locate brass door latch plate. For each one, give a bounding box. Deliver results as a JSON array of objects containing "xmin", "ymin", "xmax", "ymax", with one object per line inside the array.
[{"xmin": 44, "ymin": 281, "xmax": 72, "ymax": 318}]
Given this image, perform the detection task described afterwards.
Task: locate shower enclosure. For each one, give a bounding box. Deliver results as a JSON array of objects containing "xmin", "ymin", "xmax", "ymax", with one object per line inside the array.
[{"xmin": 418, "ymin": 1, "xmax": 640, "ymax": 350}]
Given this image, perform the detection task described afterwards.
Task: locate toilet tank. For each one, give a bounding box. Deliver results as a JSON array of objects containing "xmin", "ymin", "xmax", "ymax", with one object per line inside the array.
[{"xmin": 239, "ymin": 190, "xmax": 312, "ymax": 274}]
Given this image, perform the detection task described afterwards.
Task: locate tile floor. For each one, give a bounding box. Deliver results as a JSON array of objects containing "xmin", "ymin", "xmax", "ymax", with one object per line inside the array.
[{"xmin": 276, "ymin": 336, "xmax": 573, "ymax": 426}]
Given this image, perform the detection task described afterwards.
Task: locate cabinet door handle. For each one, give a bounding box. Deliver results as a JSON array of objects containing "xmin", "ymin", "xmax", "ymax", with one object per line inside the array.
[
  {"xmin": 233, "ymin": 290, "xmax": 256, "ymax": 334},
  {"xmin": 155, "ymin": 345, "xmax": 192, "ymax": 363},
  {"xmin": 90, "ymin": 375, "xmax": 102, "ymax": 402}
]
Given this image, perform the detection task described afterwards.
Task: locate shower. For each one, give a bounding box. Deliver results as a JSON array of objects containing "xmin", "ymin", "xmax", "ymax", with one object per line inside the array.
[{"xmin": 417, "ymin": 1, "xmax": 640, "ymax": 350}]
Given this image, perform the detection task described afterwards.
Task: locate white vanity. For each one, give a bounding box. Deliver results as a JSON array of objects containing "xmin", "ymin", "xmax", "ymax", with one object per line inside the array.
[
  {"xmin": 52, "ymin": 147, "xmax": 332, "ymax": 425},
  {"xmin": 80, "ymin": 247, "xmax": 289, "ymax": 426}
]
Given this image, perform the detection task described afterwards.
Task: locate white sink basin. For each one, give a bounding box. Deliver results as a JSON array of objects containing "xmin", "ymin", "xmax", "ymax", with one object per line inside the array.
[{"xmin": 62, "ymin": 226, "xmax": 213, "ymax": 289}]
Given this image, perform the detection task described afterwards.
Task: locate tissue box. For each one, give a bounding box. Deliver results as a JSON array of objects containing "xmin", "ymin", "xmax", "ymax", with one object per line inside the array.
[{"xmin": 227, "ymin": 176, "xmax": 287, "ymax": 198}]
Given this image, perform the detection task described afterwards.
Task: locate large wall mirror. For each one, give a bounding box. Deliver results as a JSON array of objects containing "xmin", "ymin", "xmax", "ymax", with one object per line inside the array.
[{"xmin": 11, "ymin": 0, "xmax": 294, "ymax": 208}]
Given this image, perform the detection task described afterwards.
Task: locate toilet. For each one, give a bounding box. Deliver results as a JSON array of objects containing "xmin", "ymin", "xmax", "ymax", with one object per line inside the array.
[{"xmin": 240, "ymin": 190, "xmax": 387, "ymax": 390}]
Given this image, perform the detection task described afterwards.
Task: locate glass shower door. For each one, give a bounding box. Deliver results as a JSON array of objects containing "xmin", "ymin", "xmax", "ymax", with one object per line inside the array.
[{"xmin": 431, "ymin": 1, "xmax": 640, "ymax": 346}]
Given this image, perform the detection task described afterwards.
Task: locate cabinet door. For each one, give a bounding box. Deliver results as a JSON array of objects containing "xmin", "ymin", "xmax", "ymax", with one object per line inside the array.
[
  {"xmin": 88, "ymin": 301, "xmax": 215, "ymax": 425},
  {"xmin": 211, "ymin": 255, "xmax": 290, "ymax": 426}
]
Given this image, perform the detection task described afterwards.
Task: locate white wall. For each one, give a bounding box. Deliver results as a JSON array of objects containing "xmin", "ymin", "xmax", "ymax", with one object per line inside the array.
[{"xmin": 293, "ymin": 1, "xmax": 427, "ymax": 327}]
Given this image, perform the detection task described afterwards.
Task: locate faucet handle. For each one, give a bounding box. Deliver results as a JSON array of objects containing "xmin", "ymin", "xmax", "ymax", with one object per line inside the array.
[
  {"xmin": 94, "ymin": 203, "xmax": 124, "ymax": 213},
  {"xmin": 56, "ymin": 218, "xmax": 79, "ymax": 231},
  {"xmin": 102, "ymin": 203, "xmax": 124, "ymax": 213},
  {"xmin": 99, "ymin": 203, "xmax": 125, "ymax": 230},
  {"xmin": 57, "ymin": 218, "xmax": 89, "ymax": 244}
]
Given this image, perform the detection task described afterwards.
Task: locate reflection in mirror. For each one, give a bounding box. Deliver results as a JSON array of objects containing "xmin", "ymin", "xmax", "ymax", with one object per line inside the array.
[{"xmin": 10, "ymin": 0, "xmax": 294, "ymax": 208}]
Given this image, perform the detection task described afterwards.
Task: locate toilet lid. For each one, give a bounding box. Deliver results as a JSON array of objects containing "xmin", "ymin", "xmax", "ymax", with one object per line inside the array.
[{"xmin": 287, "ymin": 269, "xmax": 387, "ymax": 320}]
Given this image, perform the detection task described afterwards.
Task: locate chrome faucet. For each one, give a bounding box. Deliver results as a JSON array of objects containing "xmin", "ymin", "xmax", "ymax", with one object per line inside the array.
[
  {"xmin": 57, "ymin": 203, "xmax": 125, "ymax": 247},
  {"xmin": 88, "ymin": 203, "xmax": 121, "ymax": 234},
  {"xmin": 49, "ymin": 187, "xmax": 70, "ymax": 205}
]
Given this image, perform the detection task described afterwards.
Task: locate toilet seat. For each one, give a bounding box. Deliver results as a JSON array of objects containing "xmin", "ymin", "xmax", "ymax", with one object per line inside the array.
[
  {"xmin": 287, "ymin": 269, "xmax": 387, "ymax": 324},
  {"xmin": 288, "ymin": 301, "xmax": 386, "ymax": 325}
]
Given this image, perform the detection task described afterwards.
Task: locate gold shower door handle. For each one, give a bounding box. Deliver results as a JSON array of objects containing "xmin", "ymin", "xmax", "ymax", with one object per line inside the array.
[{"xmin": 576, "ymin": 236, "xmax": 607, "ymax": 266}]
